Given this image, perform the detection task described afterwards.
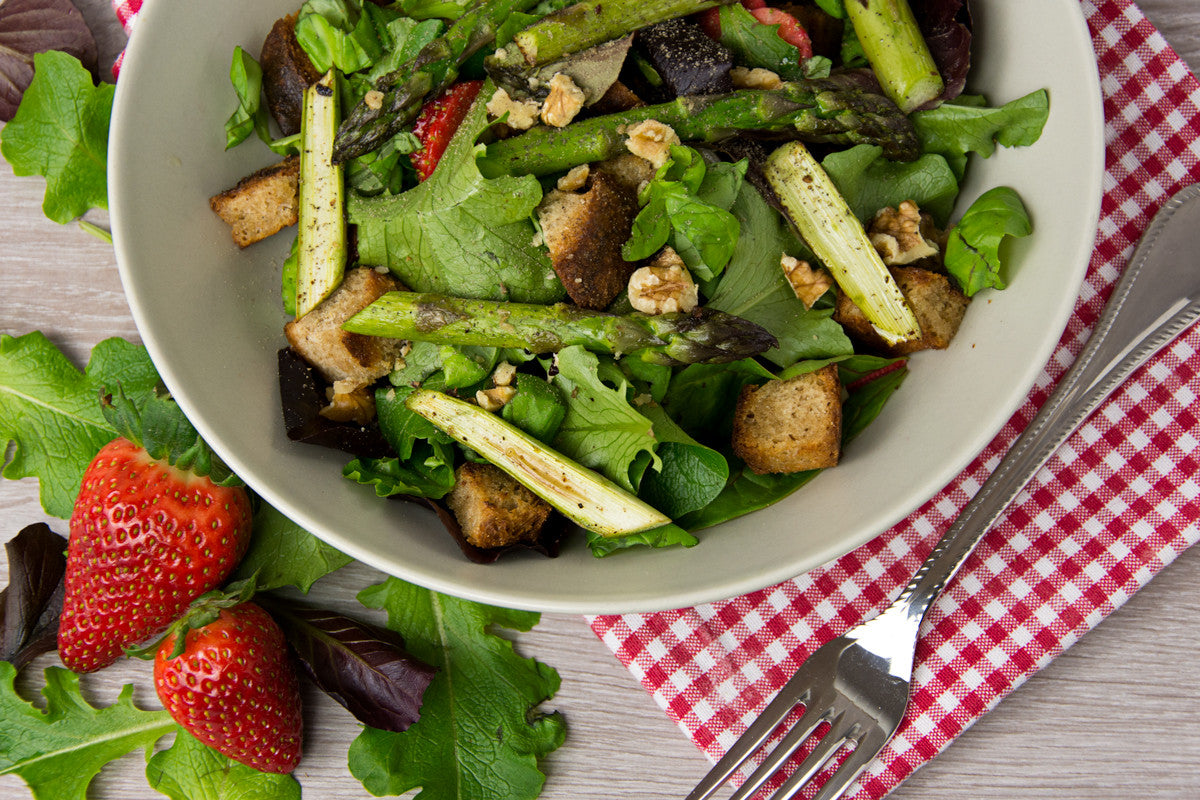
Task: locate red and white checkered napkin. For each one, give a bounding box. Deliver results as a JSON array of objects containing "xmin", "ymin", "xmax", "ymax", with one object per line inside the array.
[{"xmin": 589, "ymin": 1, "xmax": 1200, "ymax": 797}]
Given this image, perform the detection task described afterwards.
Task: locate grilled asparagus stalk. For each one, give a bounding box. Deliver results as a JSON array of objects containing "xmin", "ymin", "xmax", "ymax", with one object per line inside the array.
[
  {"xmin": 477, "ymin": 79, "xmax": 920, "ymax": 178},
  {"xmin": 844, "ymin": 0, "xmax": 944, "ymax": 113},
  {"xmin": 343, "ymin": 292, "xmax": 778, "ymax": 365}
]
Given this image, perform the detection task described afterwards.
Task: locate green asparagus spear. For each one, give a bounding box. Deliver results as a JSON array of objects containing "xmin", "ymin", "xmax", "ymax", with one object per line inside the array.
[
  {"xmin": 485, "ymin": 0, "xmax": 725, "ymax": 75},
  {"xmin": 477, "ymin": 78, "xmax": 920, "ymax": 178},
  {"xmin": 333, "ymin": 0, "xmax": 541, "ymax": 162},
  {"xmin": 844, "ymin": 0, "xmax": 944, "ymax": 113},
  {"xmin": 343, "ymin": 292, "xmax": 778, "ymax": 366}
]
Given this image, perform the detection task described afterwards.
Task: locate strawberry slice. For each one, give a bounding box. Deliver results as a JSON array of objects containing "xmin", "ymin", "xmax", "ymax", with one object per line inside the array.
[
  {"xmin": 409, "ymin": 79, "xmax": 485, "ymax": 182},
  {"xmin": 750, "ymin": 7, "xmax": 814, "ymax": 60}
]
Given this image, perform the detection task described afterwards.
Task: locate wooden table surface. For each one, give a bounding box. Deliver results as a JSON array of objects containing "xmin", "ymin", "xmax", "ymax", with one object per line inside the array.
[{"xmin": 2, "ymin": 2, "xmax": 1198, "ymax": 798}]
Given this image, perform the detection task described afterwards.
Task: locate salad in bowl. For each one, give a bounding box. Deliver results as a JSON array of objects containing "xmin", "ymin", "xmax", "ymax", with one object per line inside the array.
[{"xmin": 109, "ymin": 0, "xmax": 1102, "ymax": 611}]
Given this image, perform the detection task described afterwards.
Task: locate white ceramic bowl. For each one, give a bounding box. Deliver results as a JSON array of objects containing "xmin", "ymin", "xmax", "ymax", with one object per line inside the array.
[{"xmin": 109, "ymin": 0, "xmax": 1104, "ymax": 613}]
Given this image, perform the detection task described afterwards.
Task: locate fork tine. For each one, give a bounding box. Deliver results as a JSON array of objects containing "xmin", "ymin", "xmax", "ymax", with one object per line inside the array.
[
  {"xmin": 804, "ymin": 726, "xmax": 890, "ymax": 800},
  {"xmin": 725, "ymin": 701, "xmax": 833, "ymax": 800},
  {"xmin": 685, "ymin": 683, "xmax": 815, "ymax": 800},
  {"xmin": 762, "ymin": 714, "xmax": 858, "ymax": 800}
]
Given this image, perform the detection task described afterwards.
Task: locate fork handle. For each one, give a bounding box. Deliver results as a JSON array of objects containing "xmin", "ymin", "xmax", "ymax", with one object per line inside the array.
[{"xmin": 890, "ymin": 185, "xmax": 1200, "ymax": 627}]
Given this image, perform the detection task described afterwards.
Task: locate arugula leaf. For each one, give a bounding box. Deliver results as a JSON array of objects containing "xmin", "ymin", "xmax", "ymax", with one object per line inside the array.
[
  {"xmin": 821, "ymin": 144, "xmax": 960, "ymax": 227},
  {"xmin": 0, "ymin": 333, "xmax": 159, "ymax": 518},
  {"xmin": 0, "ymin": 663, "xmax": 176, "ymax": 799},
  {"xmin": 146, "ymin": 729, "xmax": 300, "ymax": 800},
  {"xmin": 548, "ymin": 346, "xmax": 660, "ymax": 493},
  {"xmin": 350, "ymin": 84, "xmax": 564, "ymax": 304},
  {"xmin": 718, "ymin": 4, "xmax": 806, "ymax": 81},
  {"xmin": 234, "ymin": 502, "xmax": 353, "ymax": 592},
  {"xmin": 705, "ymin": 184, "xmax": 852, "ymax": 367},
  {"xmin": 0, "ymin": 51, "xmax": 113, "ymax": 223},
  {"xmin": 911, "ymin": 89, "xmax": 1050, "ymax": 178},
  {"xmin": 944, "ymin": 186, "xmax": 1032, "ymax": 296},
  {"xmin": 350, "ymin": 578, "xmax": 565, "ymax": 800}
]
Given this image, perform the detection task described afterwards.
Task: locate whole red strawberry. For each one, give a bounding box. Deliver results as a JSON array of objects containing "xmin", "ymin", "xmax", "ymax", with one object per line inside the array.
[
  {"xmin": 58, "ymin": 389, "xmax": 253, "ymax": 673},
  {"xmin": 154, "ymin": 600, "xmax": 302, "ymax": 773}
]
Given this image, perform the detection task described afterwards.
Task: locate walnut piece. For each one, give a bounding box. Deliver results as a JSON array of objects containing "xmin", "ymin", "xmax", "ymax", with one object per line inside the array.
[
  {"xmin": 541, "ymin": 73, "xmax": 586, "ymax": 128},
  {"xmin": 486, "ymin": 87, "xmax": 541, "ymax": 131},
  {"xmin": 624, "ymin": 119, "xmax": 681, "ymax": 169},
  {"xmin": 556, "ymin": 164, "xmax": 590, "ymax": 192},
  {"xmin": 364, "ymin": 90, "xmax": 384, "ymax": 110},
  {"xmin": 868, "ymin": 200, "xmax": 940, "ymax": 266},
  {"xmin": 476, "ymin": 385, "xmax": 517, "ymax": 412},
  {"xmin": 628, "ymin": 250, "xmax": 699, "ymax": 314},
  {"xmin": 320, "ymin": 382, "xmax": 376, "ymax": 425},
  {"xmin": 730, "ymin": 66, "xmax": 783, "ymax": 90},
  {"xmin": 492, "ymin": 361, "xmax": 518, "ymax": 387},
  {"xmin": 781, "ymin": 255, "xmax": 834, "ymax": 309}
]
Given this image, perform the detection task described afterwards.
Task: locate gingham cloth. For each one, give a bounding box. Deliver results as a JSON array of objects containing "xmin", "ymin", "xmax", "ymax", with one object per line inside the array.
[
  {"xmin": 588, "ymin": 2, "xmax": 1200, "ymax": 798},
  {"xmin": 109, "ymin": 0, "xmax": 1200, "ymax": 796}
]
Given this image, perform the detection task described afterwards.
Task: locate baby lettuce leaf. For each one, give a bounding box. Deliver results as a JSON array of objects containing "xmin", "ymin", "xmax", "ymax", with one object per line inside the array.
[
  {"xmin": 350, "ymin": 83, "xmax": 564, "ymax": 304},
  {"xmin": 234, "ymin": 502, "xmax": 353, "ymax": 592},
  {"xmin": 661, "ymin": 358, "xmax": 775, "ymax": 447},
  {"xmin": 677, "ymin": 468, "xmax": 819, "ymax": 531},
  {"xmin": 705, "ymin": 184, "xmax": 852, "ymax": 367},
  {"xmin": 145, "ymin": 730, "xmax": 300, "ymax": 800},
  {"xmin": 0, "ymin": 0, "xmax": 97, "ymax": 121},
  {"xmin": 343, "ymin": 443, "xmax": 457, "ymax": 499},
  {"xmin": 0, "ymin": 523, "xmax": 66, "ymax": 671},
  {"xmin": 0, "ymin": 663, "xmax": 176, "ymax": 799},
  {"xmin": 911, "ymin": 89, "xmax": 1050, "ymax": 178},
  {"xmin": 260, "ymin": 599, "xmax": 437, "ymax": 733},
  {"xmin": 585, "ymin": 521, "xmax": 697, "ymax": 556},
  {"xmin": 637, "ymin": 404, "xmax": 728, "ymax": 519},
  {"xmin": 821, "ymin": 144, "xmax": 960, "ymax": 226},
  {"xmin": 0, "ymin": 51, "xmax": 113, "ymax": 223},
  {"xmin": 0, "ymin": 333, "xmax": 159, "ymax": 519},
  {"xmin": 548, "ymin": 346, "xmax": 660, "ymax": 493},
  {"xmin": 944, "ymin": 186, "xmax": 1032, "ymax": 296},
  {"xmin": 296, "ymin": 0, "xmax": 386, "ymax": 74},
  {"xmin": 351, "ymin": 578, "xmax": 565, "ymax": 800},
  {"xmin": 223, "ymin": 46, "xmax": 271, "ymax": 149}
]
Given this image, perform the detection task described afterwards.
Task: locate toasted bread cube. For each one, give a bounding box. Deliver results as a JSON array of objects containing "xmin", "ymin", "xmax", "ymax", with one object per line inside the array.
[
  {"xmin": 260, "ymin": 13, "xmax": 321, "ymax": 136},
  {"xmin": 834, "ymin": 266, "xmax": 969, "ymax": 356},
  {"xmin": 537, "ymin": 169, "xmax": 639, "ymax": 309},
  {"xmin": 732, "ymin": 365, "xmax": 842, "ymax": 475},
  {"xmin": 446, "ymin": 462, "xmax": 553, "ymax": 549},
  {"xmin": 284, "ymin": 267, "xmax": 406, "ymax": 387},
  {"xmin": 209, "ymin": 156, "xmax": 300, "ymax": 247}
]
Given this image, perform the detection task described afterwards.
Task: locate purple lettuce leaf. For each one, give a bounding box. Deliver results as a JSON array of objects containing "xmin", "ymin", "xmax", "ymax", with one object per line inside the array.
[
  {"xmin": 910, "ymin": 0, "xmax": 972, "ymax": 103},
  {"xmin": 0, "ymin": 523, "xmax": 67, "ymax": 669},
  {"xmin": 0, "ymin": 0, "xmax": 98, "ymax": 121}
]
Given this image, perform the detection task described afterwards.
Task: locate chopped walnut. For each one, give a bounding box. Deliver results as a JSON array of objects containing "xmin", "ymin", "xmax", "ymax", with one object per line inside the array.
[
  {"xmin": 869, "ymin": 200, "xmax": 940, "ymax": 266},
  {"xmin": 486, "ymin": 87, "xmax": 541, "ymax": 131},
  {"xmin": 492, "ymin": 360, "xmax": 518, "ymax": 387},
  {"xmin": 628, "ymin": 251, "xmax": 699, "ymax": 314},
  {"xmin": 364, "ymin": 90, "xmax": 385, "ymax": 110},
  {"xmin": 541, "ymin": 73, "xmax": 586, "ymax": 128},
  {"xmin": 476, "ymin": 385, "xmax": 517, "ymax": 412},
  {"xmin": 730, "ymin": 66, "xmax": 783, "ymax": 90},
  {"xmin": 781, "ymin": 255, "xmax": 834, "ymax": 309},
  {"xmin": 556, "ymin": 164, "xmax": 590, "ymax": 192},
  {"xmin": 624, "ymin": 119, "xmax": 681, "ymax": 169},
  {"xmin": 320, "ymin": 381, "xmax": 376, "ymax": 425}
]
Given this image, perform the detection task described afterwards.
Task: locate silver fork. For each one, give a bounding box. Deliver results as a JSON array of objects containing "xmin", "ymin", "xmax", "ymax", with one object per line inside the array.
[{"xmin": 687, "ymin": 182, "xmax": 1200, "ymax": 800}]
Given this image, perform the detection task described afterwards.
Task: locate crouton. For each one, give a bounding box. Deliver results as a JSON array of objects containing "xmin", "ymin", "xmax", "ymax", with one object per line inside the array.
[
  {"xmin": 446, "ymin": 462, "xmax": 553, "ymax": 549},
  {"xmin": 834, "ymin": 266, "xmax": 969, "ymax": 356},
  {"xmin": 537, "ymin": 169, "xmax": 640, "ymax": 309},
  {"xmin": 284, "ymin": 267, "xmax": 406, "ymax": 387},
  {"xmin": 259, "ymin": 14, "xmax": 321, "ymax": 136},
  {"xmin": 732, "ymin": 365, "xmax": 842, "ymax": 475},
  {"xmin": 209, "ymin": 156, "xmax": 300, "ymax": 248},
  {"xmin": 595, "ymin": 153, "xmax": 656, "ymax": 193}
]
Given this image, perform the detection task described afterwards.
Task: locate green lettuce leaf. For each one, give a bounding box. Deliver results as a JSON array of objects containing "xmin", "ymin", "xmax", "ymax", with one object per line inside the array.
[
  {"xmin": 350, "ymin": 83, "xmax": 564, "ymax": 303},
  {"xmin": 718, "ymin": 4, "xmax": 806, "ymax": 81},
  {"xmin": 350, "ymin": 579, "xmax": 565, "ymax": 800},
  {"xmin": 912, "ymin": 90, "xmax": 1050, "ymax": 178},
  {"xmin": 343, "ymin": 440, "xmax": 457, "ymax": 499},
  {"xmin": 223, "ymin": 46, "xmax": 272, "ymax": 150},
  {"xmin": 0, "ymin": 333, "xmax": 159, "ymax": 518},
  {"xmin": 0, "ymin": 51, "xmax": 113, "ymax": 223},
  {"xmin": 821, "ymin": 144, "xmax": 960, "ymax": 226},
  {"xmin": 0, "ymin": 664, "xmax": 176, "ymax": 799},
  {"xmin": 585, "ymin": 521, "xmax": 697, "ymax": 556},
  {"xmin": 705, "ymin": 184, "xmax": 852, "ymax": 367},
  {"xmin": 234, "ymin": 502, "xmax": 353, "ymax": 592},
  {"xmin": 548, "ymin": 346, "xmax": 660, "ymax": 492},
  {"xmin": 944, "ymin": 186, "xmax": 1033, "ymax": 296},
  {"xmin": 146, "ymin": 729, "xmax": 300, "ymax": 800},
  {"xmin": 677, "ymin": 467, "xmax": 819, "ymax": 531},
  {"xmin": 637, "ymin": 404, "xmax": 728, "ymax": 519}
]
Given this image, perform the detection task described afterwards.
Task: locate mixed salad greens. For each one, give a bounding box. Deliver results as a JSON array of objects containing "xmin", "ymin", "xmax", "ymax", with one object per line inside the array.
[{"xmin": 222, "ymin": 0, "xmax": 1049, "ymax": 559}]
